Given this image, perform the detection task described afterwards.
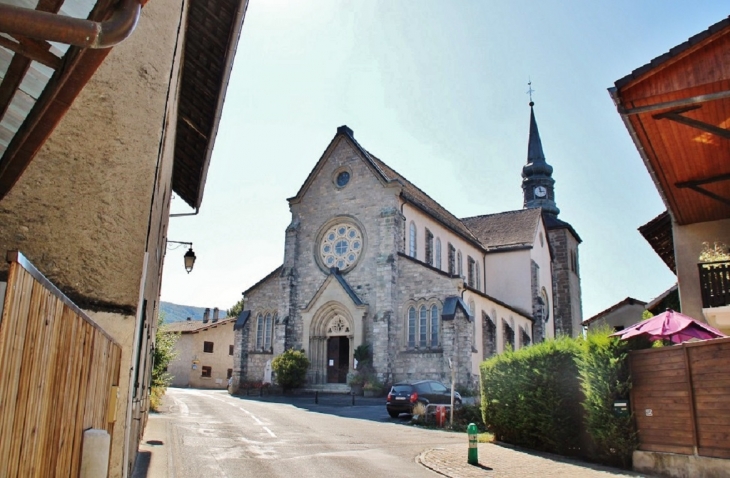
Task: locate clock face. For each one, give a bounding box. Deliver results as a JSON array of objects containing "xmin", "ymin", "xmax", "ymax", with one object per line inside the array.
[{"xmin": 534, "ymin": 186, "xmax": 547, "ymax": 198}]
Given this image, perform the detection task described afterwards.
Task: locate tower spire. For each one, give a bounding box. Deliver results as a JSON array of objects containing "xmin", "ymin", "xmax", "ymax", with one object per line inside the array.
[{"xmin": 521, "ymin": 90, "xmax": 559, "ymax": 216}]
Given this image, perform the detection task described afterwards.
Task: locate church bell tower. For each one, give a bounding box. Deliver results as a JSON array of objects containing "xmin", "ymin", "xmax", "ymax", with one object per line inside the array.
[{"xmin": 521, "ymin": 101, "xmax": 559, "ymax": 217}]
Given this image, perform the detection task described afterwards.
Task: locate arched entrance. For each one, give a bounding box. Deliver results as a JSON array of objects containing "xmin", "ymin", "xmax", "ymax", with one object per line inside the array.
[{"xmin": 309, "ymin": 304, "xmax": 354, "ymax": 384}]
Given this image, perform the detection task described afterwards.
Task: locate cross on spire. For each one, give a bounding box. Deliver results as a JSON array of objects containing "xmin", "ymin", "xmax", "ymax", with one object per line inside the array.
[{"xmin": 527, "ymin": 79, "xmax": 535, "ymax": 106}]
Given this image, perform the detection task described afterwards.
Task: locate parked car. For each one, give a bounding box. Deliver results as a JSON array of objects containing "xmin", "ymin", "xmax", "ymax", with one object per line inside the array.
[{"xmin": 386, "ymin": 380, "xmax": 461, "ymax": 418}]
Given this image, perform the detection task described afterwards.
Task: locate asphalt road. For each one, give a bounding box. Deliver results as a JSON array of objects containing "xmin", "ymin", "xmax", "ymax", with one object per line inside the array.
[{"xmin": 156, "ymin": 388, "xmax": 465, "ymax": 477}]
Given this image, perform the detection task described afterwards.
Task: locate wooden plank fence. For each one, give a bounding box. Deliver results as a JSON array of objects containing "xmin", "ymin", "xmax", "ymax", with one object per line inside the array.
[
  {"xmin": 630, "ymin": 336, "xmax": 730, "ymax": 459},
  {"xmin": 0, "ymin": 251, "xmax": 121, "ymax": 477}
]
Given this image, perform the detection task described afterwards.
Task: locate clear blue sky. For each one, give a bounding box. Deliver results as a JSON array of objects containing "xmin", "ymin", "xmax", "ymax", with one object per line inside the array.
[{"xmin": 160, "ymin": 1, "xmax": 728, "ymax": 320}]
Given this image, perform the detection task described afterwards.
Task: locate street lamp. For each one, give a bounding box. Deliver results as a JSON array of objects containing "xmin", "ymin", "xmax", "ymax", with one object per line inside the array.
[{"xmin": 167, "ymin": 240, "xmax": 196, "ymax": 273}]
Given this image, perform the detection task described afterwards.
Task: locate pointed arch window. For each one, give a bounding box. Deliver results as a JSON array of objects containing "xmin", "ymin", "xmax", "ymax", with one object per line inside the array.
[
  {"xmin": 448, "ymin": 244, "xmax": 455, "ymax": 274},
  {"xmin": 457, "ymin": 250, "xmax": 463, "ymax": 277},
  {"xmin": 425, "ymin": 229, "xmax": 434, "ymax": 265},
  {"xmin": 408, "ymin": 307, "xmax": 416, "ymax": 348},
  {"xmin": 256, "ymin": 314, "xmax": 264, "ymax": 349},
  {"xmin": 435, "ymin": 238, "xmax": 442, "ymax": 270},
  {"xmin": 419, "ymin": 306, "xmax": 428, "ymax": 347},
  {"xmin": 475, "ymin": 262, "xmax": 481, "ymax": 291},
  {"xmin": 430, "ymin": 305, "xmax": 439, "ymax": 347},
  {"xmin": 409, "ymin": 222, "xmax": 417, "ymax": 258},
  {"xmin": 264, "ymin": 313, "xmax": 273, "ymax": 349}
]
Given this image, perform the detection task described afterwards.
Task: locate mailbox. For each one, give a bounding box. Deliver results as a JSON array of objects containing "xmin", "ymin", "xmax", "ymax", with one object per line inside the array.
[{"xmin": 613, "ymin": 399, "xmax": 629, "ymax": 418}]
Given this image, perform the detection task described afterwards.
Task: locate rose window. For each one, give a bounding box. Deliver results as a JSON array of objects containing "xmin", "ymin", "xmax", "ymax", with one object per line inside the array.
[{"xmin": 320, "ymin": 223, "xmax": 363, "ymax": 271}]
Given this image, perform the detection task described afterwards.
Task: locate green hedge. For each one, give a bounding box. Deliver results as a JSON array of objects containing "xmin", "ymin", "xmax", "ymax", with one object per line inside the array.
[
  {"xmin": 480, "ymin": 337, "xmax": 583, "ymax": 455},
  {"xmin": 480, "ymin": 330, "xmax": 642, "ymax": 468},
  {"xmin": 578, "ymin": 328, "xmax": 638, "ymax": 468}
]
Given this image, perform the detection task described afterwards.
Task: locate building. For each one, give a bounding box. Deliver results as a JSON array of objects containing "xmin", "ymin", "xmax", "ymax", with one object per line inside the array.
[
  {"xmin": 582, "ymin": 297, "xmax": 647, "ymax": 333},
  {"xmin": 233, "ymin": 104, "xmax": 582, "ymax": 391},
  {"xmin": 167, "ymin": 309, "xmax": 236, "ymax": 389},
  {"xmin": 0, "ymin": 0, "xmax": 248, "ymax": 475},
  {"xmin": 610, "ymin": 15, "xmax": 730, "ymax": 335}
]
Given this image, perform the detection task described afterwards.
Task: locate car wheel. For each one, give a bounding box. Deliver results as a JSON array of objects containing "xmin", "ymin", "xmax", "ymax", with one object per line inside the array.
[{"xmin": 388, "ymin": 410, "xmax": 400, "ymax": 418}]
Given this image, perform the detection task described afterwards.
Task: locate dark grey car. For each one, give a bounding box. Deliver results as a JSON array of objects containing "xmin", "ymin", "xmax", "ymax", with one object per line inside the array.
[{"xmin": 386, "ymin": 380, "xmax": 461, "ymax": 418}]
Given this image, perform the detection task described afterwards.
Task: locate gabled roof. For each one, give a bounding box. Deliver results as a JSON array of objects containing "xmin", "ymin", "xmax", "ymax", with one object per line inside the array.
[
  {"xmin": 289, "ymin": 126, "xmax": 481, "ymax": 247},
  {"xmin": 166, "ymin": 316, "xmax": 235, "ymax": 333},
  {"xmin": 243, "ymin": 265, "xmax": 282, "ymax": 296},
  {"xmin": 582, "ymin": 297, "xmax": 646, "ymax": 326},
  {"xmin": 303, "ymin": 268, "xmax": 366, "ymax": 312},
  {"xmin": 543, "ymin": 213, "xmax": 582, "ymax": 243},
  {"xmin": 610, "ymin": 16, "xmax": 730, "ymax": 226},
  {"xmin": 461, "ymin": 208, "xmax": 543, "ymax": 251},
  {"xmin": 442, "ymin": 296, "xmax": 473, "ymax": 321},
  {"xmin": 234, "ymin": 310, "xmax": 250, "ymax": 331}
]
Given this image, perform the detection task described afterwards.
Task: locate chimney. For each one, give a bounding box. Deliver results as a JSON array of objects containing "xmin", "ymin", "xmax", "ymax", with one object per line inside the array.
[
  {"xmin": 213, "ymin": 307, "xmax": 219, "ymax": 323},
  {"xmin": 203, "ymin": 308, "xmax": 210, "ymax": 323}
]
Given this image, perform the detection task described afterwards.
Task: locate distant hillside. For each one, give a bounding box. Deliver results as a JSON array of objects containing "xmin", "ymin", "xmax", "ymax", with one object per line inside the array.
[{"xmin": 160, "ymin": 301, "xmax": 229, "ymax": 323}]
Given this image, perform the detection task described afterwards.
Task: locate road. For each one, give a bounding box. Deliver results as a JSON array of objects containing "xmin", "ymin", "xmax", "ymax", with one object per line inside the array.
[{"xmin": 148, "ymin": 388, "xmax": 464, "ymax": 477}]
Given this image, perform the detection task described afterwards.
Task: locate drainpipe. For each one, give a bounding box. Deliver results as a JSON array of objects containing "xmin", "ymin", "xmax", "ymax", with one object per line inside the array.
[{"xmin": 0, "ymin": 0, "xmax": 142, "ymax": 49}]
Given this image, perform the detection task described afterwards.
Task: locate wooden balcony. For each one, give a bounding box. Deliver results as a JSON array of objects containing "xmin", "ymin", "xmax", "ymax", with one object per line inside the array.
[{"xmin": 698, "ymin": 261, "xmax": 730, "ymax": 308}]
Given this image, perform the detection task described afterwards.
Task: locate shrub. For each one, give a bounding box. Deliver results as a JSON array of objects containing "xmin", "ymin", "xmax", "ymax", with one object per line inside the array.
[
  {"xmin": 271, "ymin": 349, "xmax": 310, "ymax": 392},
  {"xmin": 480, "ymin": 337, "xmax": 583, "ymax": 455},
  {"xmin": 578, "ymin": 328, "xmax": 639, "ymax": 468}
]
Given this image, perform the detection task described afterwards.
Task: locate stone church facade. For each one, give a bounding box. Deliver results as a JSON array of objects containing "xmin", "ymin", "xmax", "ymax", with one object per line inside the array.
[{"xmin": 233, "ymin": 105, "xmax": 581, "ymax": 390}]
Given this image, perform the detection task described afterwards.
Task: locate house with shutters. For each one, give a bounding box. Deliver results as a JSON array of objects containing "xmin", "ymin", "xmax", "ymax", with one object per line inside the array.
[{"xmin": 233, "ymin": 103, "xmax": 582, "ymax": 391}]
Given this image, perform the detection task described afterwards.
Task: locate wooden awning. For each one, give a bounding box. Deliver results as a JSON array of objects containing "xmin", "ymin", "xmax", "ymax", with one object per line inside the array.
[{"xmin": 610, "ymin": 16, "xmax": 730, "ymax": 226}]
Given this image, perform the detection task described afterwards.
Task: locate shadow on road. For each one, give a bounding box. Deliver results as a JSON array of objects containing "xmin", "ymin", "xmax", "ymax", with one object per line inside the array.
[{"xmin": 229, "ymin": 391, "xmax": 413, "ymax": 424}]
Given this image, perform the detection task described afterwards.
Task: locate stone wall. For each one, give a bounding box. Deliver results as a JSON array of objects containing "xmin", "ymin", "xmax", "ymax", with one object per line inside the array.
[{"xmin": 549, "ymin": 227, "xmax": 582, "ymax": 337}]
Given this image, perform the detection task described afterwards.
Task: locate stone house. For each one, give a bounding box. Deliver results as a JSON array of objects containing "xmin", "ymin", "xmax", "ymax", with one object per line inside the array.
[
  {"xmin": 233, "ymin": 104, "xmax": 582, "ymax": 390},
  {"xmin": 0, "ymin": 0, "xmax": 248, "ymax": 475},
  {"xmin": 167, "ymin": 309, "xmax": 236, "ymax": 389}
]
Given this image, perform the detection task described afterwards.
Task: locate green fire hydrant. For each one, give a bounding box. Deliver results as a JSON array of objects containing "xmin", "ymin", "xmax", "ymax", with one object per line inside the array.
[{"xmin": 467, "ymin": 422, "xmax": 478, "ymax": 465}]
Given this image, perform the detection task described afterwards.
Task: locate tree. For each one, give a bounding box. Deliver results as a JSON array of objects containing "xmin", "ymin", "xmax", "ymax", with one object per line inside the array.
[
  {"xmin": 271, "ymin": 349, "xmax": 310, "ymax": 392},
  {"xmin": 151, "ymin": 315, "xmax": 179, "ymax": 410},
  {"xmin": 227, "ymin": 297, "xmax": 246, "ymax": 317}
]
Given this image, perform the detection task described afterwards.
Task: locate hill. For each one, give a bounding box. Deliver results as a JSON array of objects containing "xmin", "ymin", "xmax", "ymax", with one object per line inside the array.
[{"xmin": 160, "ymin": 301, "xmax": 229, "ymax": 323}]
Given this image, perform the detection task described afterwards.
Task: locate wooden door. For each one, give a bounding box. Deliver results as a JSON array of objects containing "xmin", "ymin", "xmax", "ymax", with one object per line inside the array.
[{"xmin": 327, "ymin": 337, "xmax": 350, "ymax": 383}]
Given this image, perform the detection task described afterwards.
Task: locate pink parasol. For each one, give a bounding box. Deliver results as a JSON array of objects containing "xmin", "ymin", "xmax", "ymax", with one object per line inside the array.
[{"xmin": 610, "ymin": 309, "xmax": 727, "ymax": 344}]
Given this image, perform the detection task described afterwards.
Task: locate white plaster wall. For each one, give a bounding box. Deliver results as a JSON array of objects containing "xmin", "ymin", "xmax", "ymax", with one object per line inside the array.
[
  {"xmin": 189, "ymin": 322, "xmax": 236, "ymax": 388},
  {"xmin": 673, "ymin": 218, "xmax": 730, "ymax": 321},
  {"xmin": 168, "ymin": 332, "xmax": 195, "ymax": 387},
  {"xmin": 402, "ymin": 204, "xmax": 483, "ymax": 289},
  {"xmin": 530, "ymin": 218, "xmax": 555, "ymax": 339},
  {"xmin": 484, "ymin": 249, "xmax": 532, "ymax": 313}
]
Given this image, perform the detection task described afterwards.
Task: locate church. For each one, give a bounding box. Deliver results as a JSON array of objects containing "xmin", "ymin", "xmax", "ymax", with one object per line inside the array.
[{"xmin": 232, "ymin": 103, "xmax": 582, "ymax": 390}]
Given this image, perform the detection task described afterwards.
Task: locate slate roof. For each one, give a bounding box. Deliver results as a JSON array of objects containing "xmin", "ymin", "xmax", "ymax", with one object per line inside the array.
[
  {"xmin": 331, "ymin": 268, "xmax": 363, "ymax": 306},
  {"xmin": 461, "ymin": 208, "xmax": 542, "ymax": 250},
  {"xmin": 234, "ymin": 310, "xmax": 250, "ymax": 331},
  {"xmin": 543, "ymin": 213, "xmax": 582, "ymax": 243},
  {"xmin": 166, "ymin": 317, "xmax": 235, "ymax": 333},
  {"xmin": 442, "ymin": 296, "xmax": 473, "ymax": 321}
]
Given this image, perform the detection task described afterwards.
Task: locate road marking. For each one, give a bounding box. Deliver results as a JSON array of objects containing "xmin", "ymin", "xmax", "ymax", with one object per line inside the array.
[{"xmin": 262, "ymin": 427, "xmax": 276, "ymax": 437}]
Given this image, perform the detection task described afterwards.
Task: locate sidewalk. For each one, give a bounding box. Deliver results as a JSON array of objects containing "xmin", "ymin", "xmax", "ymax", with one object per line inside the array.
[{"xmin": 418, "ymin": 443, "xmax": 651, "ymax": 477}]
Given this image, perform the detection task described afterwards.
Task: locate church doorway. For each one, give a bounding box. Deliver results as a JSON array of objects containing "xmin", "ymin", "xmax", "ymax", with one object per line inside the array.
[{"xmin": 326, "ymin": 336, "xmax": 349, "ymax": 383}]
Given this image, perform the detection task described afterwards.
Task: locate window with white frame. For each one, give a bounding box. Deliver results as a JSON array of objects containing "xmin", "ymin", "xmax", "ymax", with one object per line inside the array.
[
  {"xmin": 407, "ymin": 303, "xmax": 440, "ymax": 349},
  {"xmin": 435, "ymin": 238, "xmax": 442, "ymax": 270},
  {"xmin": 409, "ymin": 222, "xmax": 417, "ymax": 258}
]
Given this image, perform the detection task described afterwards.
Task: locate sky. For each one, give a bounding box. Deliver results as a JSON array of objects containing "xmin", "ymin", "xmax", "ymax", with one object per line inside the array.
[{"xmin": 160, "ymin": 1, "xmax": 729, "ymax": 320}]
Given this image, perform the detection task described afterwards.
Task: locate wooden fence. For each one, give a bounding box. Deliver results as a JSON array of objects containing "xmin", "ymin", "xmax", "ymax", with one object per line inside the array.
[
  {"xmin": 0, "ymin": 251, "xmax": 121, "ymax": 477},
  {"xmin": 630, "ymin": 337, "xmax": 730, "ymax": 459}
]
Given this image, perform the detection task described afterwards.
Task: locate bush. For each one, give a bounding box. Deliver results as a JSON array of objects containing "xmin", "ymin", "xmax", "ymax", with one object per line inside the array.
[
  {"xmin": 578, "ymin": 328, "xmax": 639, "ymax": 468},
  {"xmin": 480, "ymin": 337, "xmax": 583, "ymax": 455},
  {"xmin": 271, "ymin": 349, "xmax": 310, "ymax": 392}
]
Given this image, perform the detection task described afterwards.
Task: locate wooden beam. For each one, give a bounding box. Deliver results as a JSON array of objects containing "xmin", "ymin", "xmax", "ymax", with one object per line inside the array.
[
  {"xmin": 0, "ymin": 54, "xmax": 32, "ymax": 120},
  {"xmin": 0, "ymin": 36, "xmax": 62, "ymax": 70}
]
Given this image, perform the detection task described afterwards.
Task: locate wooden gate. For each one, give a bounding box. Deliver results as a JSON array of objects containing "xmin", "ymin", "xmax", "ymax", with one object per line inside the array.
[
  {"xmin": 0, "ymin": 251, "xmax": 122, "ymax": 477},
  {"xmin": 630, "ymin": 337, "xmax": 730, "ymax": 459}
]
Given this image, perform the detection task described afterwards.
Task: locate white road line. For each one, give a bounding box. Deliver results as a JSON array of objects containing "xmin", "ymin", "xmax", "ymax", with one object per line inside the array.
[{"xmin": 262, "ymin": 427, "xmax": 276, "ymax": 438}]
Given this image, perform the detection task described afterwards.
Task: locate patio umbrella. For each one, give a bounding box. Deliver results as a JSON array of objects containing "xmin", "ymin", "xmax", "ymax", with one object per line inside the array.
[{"xmin": 610, "ymin": 309, "xmax": 727, "ymax": 344}]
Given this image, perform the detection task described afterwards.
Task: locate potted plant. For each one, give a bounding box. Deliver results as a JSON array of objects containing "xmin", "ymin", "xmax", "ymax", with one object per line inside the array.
[
  {"xmin": 363, "ymin": 378, "xmax": 383, "ymax": 398},
  {"xmin": 347, "ymin": 371, "xmax": 366, "ymax": 395}
]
